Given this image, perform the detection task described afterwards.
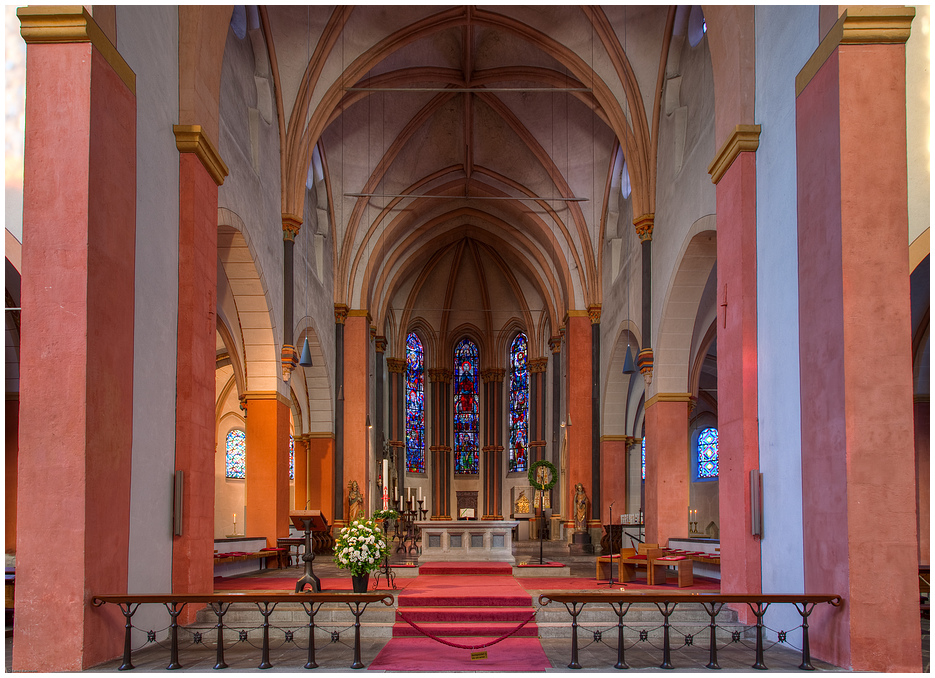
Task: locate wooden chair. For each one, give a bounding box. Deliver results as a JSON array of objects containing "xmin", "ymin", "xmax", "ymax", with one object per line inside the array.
[{"xmin": 619, "ymin": 543, "xmax": 663, "ymax": 583}]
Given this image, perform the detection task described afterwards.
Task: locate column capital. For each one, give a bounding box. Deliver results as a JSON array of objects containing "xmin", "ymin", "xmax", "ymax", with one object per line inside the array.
[
  {"xmin": 386, "ymin": 358, "xmax": 405, "ymax": 373},
  {"xmin": 241, "ymin": 390, "xmax": 293, "ymax": 408},
  {"xmin": 587, "ymin": 304, "xmax": 602, "ymax": 324},
  {"xmin": 428, "ymin": 368, "xmax": 452, "ymax": 383},
  {"xmin": 334, "ymin": 304, "xmax": 349, "ymax": 325},
  {"xmin": 18, "ymin": 5, "xmax": 135, "ymax": 94},
  {"xmin": 707, "ymin": 125, "xmax": 761, "ymax": 185},
  {"xmin": 282, "ymin": 213, "xmax": 302, "ymax": 242},
  {"xmin": 549, "ymin": 335, "xmax": 563, "ymax": 353},
  {"xmin": 644, "ymin": 391, "xmax": 693, "ymax": 408},
  {"xmin": 370, "ymin": 325, "xmax": 377, "ymax": 342},
  {"xmin": 481, "ymin": 368, "xmax": 505, "ymax": 383},
  {"xmin": 173, "ymin": 125, "xmax": 229, "ymax": 187},
  {"xmin": 280, "ymin": 344, "xmax": 298, "ymax": 382},
  {"xmin": 375, "ymin": 335, "xmax": 387, "ymax": 353},
  {"xmin": 529, "ymin": 357, "xmax": 548, "ymax": 373},
  {"xmin": 637, "ymin": 347, "xmax": 654, "ymax": 386},
  {"xmin": 633, "ymin": 213, "xmax": 655, "ymax": 242}
]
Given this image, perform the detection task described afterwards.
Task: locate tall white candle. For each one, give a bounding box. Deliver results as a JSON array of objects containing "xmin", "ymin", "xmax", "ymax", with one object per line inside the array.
[
  {"xmin": 383, "ymin": 459, "xmax": 388, "ymax": 493},
  {"xmin": 407, "ymin": 487, "xmax": 411, "ymax": 502},
  {"xmin": 418, "ymin": 486, "xmax": 422, "ymax": 500}
]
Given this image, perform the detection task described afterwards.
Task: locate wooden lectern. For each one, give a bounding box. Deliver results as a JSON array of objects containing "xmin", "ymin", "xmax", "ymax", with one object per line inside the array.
[{"xmin": 290, "ymin": 510, "xmax": 328, "ymax": 593}]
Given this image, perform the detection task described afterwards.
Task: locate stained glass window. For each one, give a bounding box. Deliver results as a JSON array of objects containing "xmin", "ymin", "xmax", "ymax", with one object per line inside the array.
[
  {"xmin": 454, "ymin": 338, "xmax": 479, "ymax": 475},
  {"xmin": 226, "ymin": 429, "xmax": 246, "ymax": 479},
  {"xmin": 698, "ymin": 427, "xmax": 718, "ymax": 478},
  {"xmin": 508, "ymin": 333, "xmax": 529, "ymax": 473},
  {"xmin": 405, "ymin": 332, "xmax": 425, "ymax": 473},
  {"xmin": 641, "ymin": 436, "xmax": 646, "ymax": 481},
  {"xmin": 289, "ymin": 435, "xmax": 295, "ymax": 481}
]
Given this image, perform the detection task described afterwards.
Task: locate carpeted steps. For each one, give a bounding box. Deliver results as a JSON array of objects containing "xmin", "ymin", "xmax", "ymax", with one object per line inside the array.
[{"xmin": 392, "ymin": 562, "xmax": 539, "ymax": 639}]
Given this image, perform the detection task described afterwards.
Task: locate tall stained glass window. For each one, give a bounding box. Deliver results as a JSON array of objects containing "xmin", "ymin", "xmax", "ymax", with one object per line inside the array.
[
  {"xmin": 698, "ymin": 427, "xmax": 718, "ymax": 478},
  {"xmin": 508, "ymin": 333, "xmax": 529, "ymax": 473},
  {"xmin": 453, "ymin": 338, "xmax": 480, "ymax": 475},
  {"xmin": 226, "ymin": 429, "xmax": 246, "ymax": 479},
  {"xmin": 405, "ymin": 332, "xmax": 425, "ymax": 473},
  {"xmin": 289, "ymin": 435, "xmax": 295, "ymax": 480},
  {"xmin": 641, "ymin": 436, "xmax": 646, "ymax": 481}
]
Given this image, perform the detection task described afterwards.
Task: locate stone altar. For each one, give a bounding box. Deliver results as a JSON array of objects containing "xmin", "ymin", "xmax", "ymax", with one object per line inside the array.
[{"xmin": 416, "ymin": 520, "xmax": 519, "ymax": 564}]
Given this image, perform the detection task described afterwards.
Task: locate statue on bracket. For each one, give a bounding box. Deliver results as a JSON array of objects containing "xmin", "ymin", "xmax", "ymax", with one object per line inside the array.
[
  {"xmin": 573, "ymin": 483, "xmax": 589, "ymax": 533},
  {"xmin": 347, "ymin": 479, "xmax": 363, "ymax": 523}
]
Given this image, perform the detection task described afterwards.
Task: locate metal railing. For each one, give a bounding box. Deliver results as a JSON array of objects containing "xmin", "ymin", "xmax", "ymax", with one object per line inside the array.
[
  {"xmin": 538, "ymin": 592, "xmax": 842, "ymax": 671},
  {"xmin": 92, "ymin": 592, "xmax": 393, "ymax": 671}
]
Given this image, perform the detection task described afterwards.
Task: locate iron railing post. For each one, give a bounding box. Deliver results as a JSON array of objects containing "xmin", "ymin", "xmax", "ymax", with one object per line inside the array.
[
  {"xmin": 701, "ymin": 601, "xmax": 724, "ymax": 670},
  {"xmin": 654, "ymin": 601, "xmax": 677, "ymax": 669},
  {"xmin": 746, "ymin": 601, "xmax": 771, "ymax": 670},
  {"xmin": 163, "ymin": 601, "xmax": 187, "ymax": 670}
]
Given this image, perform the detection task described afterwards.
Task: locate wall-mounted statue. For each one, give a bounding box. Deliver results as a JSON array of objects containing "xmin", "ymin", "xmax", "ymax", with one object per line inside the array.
[
  {"xmin": 573, "ymin": 483, "xmax": 589, "ymax": 533},
  {"xmin": 347, "ymin": 479, "xmax": 363, "ymax": 523}
]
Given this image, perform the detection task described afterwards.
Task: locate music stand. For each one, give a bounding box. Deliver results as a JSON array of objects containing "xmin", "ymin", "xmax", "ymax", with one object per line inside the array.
[{"xmin": 291, "ymin": 510, "xmax": 327, "ymax": 592}]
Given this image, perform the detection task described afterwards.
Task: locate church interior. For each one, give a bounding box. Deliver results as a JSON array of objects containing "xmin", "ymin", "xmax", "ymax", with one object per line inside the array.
[{"xmin": 4, "ymin": 4, "xmax": 930, "ymax": 672}]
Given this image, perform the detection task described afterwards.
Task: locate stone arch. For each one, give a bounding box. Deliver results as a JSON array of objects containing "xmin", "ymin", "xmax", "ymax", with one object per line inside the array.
[
  {"xmin": 652, "ymin": 217, "xmax": 717, "ymax": 396},
  {"xmin": 603, "ymin": 319, "xmax": 643, "ymax": 437},
  {"xmin": 295, "ymin": 320, "xmax": 332, "ymax": 435},
  {"xmin": 217, "ymin": 208, "xmax": 282, "ymax": 395}
]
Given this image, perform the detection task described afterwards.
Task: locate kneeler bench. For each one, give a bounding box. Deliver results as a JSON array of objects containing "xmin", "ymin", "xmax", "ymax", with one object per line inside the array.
[
  {"xmin": 213, "ymin": 550, "xmax": 287, "ymax": 570},
  {"xmin": 649, "ymin": 555, "xmax": 693, "ymax": 587}
]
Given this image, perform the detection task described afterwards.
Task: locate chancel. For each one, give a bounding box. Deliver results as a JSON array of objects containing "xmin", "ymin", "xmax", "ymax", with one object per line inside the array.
[{"xmin": 4, "ymin": 4, "xmax": 929, "ymax": 673}]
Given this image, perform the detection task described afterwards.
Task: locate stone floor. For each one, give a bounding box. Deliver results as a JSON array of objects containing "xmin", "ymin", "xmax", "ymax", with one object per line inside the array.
[{"xmin": 4, "ymin": 540, "xmax": 928, "ymax": 672}]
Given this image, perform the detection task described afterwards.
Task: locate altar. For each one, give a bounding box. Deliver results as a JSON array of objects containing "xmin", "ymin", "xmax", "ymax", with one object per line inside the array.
[{"xmin": 416, "ymin": 520, "xmax": 519, "ymax": 564}]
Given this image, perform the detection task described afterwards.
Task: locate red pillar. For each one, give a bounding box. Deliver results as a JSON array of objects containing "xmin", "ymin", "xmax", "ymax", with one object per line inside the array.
[
  {"xmin": 795, "ymin": 8, "xmax": 919, "ymax": 671},
  {"xmin": 173, "ymin": 126, "xmax": 226, "ymax": 602},
  {"xmin": 710, "ymin": 127, "xmax": 762, "ymax": 602},
  {"xmin": 245, "ymin": 396, "xmax": 291, "ymax": 546},
  {"xmin": 565, "ymin": 313, "xmax": 593, "ymax": 531},
  {"xmin": 343, "ymin": 313, "xmax": 371, "ymax": 517},
  {"xmin": 294, "ymin": 435, "xmax": 309, "ymax": 510},
  {"xmin": 600, "ymin": 436, "xmax": 629, "ymax": 529},
  {"xmin": 14, "ymin": 8, "xmax": 136, "ymax": 669},
  {"xmin": 643, "ymin": 399, "xmax": 689, "ymax": 547},
  {"xmin": 308, "ymin": 435, "xmax": 335, "ymax": 522}
]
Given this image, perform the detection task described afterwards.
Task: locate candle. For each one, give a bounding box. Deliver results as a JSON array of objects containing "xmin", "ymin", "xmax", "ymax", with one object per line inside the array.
[
  {"xmin": 233, "ymin": 513, "xmax": 236, "ymax": 522},
  {"xmin": 407, "ymin": 487, "xmax": 411, "ymax": 502},
  {"xmin": 418, "ymin": 487, "xmax": 422, "ymax": 500},
  {"xmin": 395, "ymin": 486, "xmax": 398, "ymax": 501}
]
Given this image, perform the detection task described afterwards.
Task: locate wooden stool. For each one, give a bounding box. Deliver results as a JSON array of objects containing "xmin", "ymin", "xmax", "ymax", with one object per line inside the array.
[{"xmin": 649, "ymin": 555, "xmax": 693, "ymax": 587}]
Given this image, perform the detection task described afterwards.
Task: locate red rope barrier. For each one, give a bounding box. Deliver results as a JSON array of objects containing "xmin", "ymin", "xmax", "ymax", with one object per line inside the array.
[{"xmin": 394, "ymin": 609, "xmax": 538, "ymax": 650}]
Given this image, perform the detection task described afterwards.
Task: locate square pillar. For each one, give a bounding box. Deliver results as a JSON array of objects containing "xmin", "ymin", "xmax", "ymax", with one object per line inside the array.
[
  {"xmin": 643, "ymin": 399, "xmax": 690, "ymax": 547},
  {"xmin": 343, "ymin": 312, "xmax": 371, "ymax": 518},
  {"xmin": 14, "ymin": 7, "xmax": 136, "ymax": 670},
  {"xmin": 795, "ymin": 7, "xmax": 919, "ymax": 671},
  {"xmin": 245, "ymin": 396, "xmax": 291, "ymax": 546}
]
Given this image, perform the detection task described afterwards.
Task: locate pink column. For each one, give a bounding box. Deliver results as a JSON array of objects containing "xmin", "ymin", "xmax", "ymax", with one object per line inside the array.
[
  {"xmin": 796, "ymin": 8, "xmax": 919, "ymax": 671},
  {"xmin": 600, "ymin": 437, "xmax": 628, "ymax": 529},
  {"xmin": 565, "ymin": 314, "xmax": 593, "ymax": 532},
  {"xmin": 643, "ymin": 400, "xmax": 689, "ymax": 547},
  {"xmin": 245, "ymin": 397, "xmax": 291, "ymax": 545},
  {"xmin": 14, "ymin": 9, "xmax": 136, "ymax": 669},
  {"xmin": 713, "ymin": 145, "xmax": 762, "ymax": 601},
  {"xmin": 343, "ymin": 313, "xmax": 371, "ymax": 517}
]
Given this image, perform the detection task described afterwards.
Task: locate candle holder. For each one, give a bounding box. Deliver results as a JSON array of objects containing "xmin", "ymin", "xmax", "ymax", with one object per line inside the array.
[
  {"xmin": 394, "ymin": 498, "xmax": 407, "ymax": 554},
  {"xmin": 403, "ymin": 505, "xmax": 420, "ymax": 555},
  {"xmin": 418, "ymin": 498, "xmax": 427, "ymax": 521},
  {"xmin": 372, "ymin": 518, "xmax": 397, "ymax": 590}
]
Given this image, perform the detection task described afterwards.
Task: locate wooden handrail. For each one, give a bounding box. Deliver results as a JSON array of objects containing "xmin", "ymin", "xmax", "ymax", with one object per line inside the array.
[
  {"xmin": 538, "ymin": 592, "xmax": 842, "ymax": 605},
  {"xmin": 92, "ymin": 592, "xmax": 393, "ymax": 606}
]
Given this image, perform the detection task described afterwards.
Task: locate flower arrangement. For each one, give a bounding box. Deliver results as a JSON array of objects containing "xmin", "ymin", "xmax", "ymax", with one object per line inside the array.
[
  {"xmin": 373, "ymin": 509, "xmax": 399, "ymax": 521},
  {"xmin": 332, "ymin": 518, "xmax": 389, "ymax": 577}
]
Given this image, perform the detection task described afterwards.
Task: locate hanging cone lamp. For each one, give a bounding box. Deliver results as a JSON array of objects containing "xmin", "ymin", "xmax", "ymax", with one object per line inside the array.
[
  {"xmin": 622, "ymin": 345, "xmax": 636, "ymax": 374},
  {"xmin": 299, "ymin": 337, "xmax": 313, "ymax": 367}
]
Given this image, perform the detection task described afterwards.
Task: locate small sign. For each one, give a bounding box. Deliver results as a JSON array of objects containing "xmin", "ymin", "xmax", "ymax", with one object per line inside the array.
[{"xmin": 470, "ymin": 651, "xmax": 488, "ymax": 661}]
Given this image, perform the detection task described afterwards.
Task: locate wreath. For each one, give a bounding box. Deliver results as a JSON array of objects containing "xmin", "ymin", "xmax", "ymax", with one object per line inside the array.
[{"xmin": 528, "ymin": 459, "xmax": 558, "ymax": 492}]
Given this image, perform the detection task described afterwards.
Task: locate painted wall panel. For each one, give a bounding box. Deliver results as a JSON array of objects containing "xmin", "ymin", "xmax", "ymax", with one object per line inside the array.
[{"xmin": 754, "ymin": 3, "xmax": 817, "ymax": 643}]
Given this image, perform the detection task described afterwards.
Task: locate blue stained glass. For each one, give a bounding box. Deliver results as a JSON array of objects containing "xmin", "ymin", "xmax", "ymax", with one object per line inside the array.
[
  {"xmin": 508, "ymin": 333, "xmax": 529, "ymax": 473},
  {"xmin": 226, "ymin": 429, "xmax": 246, "ymax": 479},
  {"xmin": 289, "ymin": 435, "xmax": 295, "ymax": 480},
  {"xmin": 641, "ymin": 437, "xmax": 646, "ymax": 481},
  {"xmin": 454, "ymin": 338, "xmax": 479, "ymax": 475},
  {"xmin": 698, "ymin": 427, "xmax": 718, "ymax": 478},
  {"xmin": 406, "ymin": 332, "xmax": 425, "ymax": 473}
]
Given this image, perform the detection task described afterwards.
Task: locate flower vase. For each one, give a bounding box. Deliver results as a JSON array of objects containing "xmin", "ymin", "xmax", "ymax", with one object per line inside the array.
[{"xmin": 351, "ymin": 573, "xmax": 370, "ymax": 593}]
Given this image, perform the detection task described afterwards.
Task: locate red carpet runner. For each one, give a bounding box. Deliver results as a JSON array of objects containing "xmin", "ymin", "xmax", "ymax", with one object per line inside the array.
[{"xmin": 368, "ymin": 562, "xmax": 552, "ymax": 672}]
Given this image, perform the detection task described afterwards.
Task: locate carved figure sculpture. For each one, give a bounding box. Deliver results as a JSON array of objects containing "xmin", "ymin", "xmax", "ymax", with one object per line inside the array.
[
  {"xmin": 573, "ymin": 482, "xmax": 589, "ymax": 533},
  {"xmin": 347, "ymin": 480, "xmax": 363, "ymax": 523}
]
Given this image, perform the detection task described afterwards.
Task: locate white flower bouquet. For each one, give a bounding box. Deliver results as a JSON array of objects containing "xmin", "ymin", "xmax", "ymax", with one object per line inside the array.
[{"xmin": 332, "ymin": 518, "xmax": 389, "ymax": 577}]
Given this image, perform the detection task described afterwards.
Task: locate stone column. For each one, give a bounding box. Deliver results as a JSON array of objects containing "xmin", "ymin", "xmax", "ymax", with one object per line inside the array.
[
  {"xmin": 643, "ymin": 395, "xmax": 690, "ymax": 547},
  {"xmin": 795, "ymin": 8, "xmax": 919, "ymax": 671},
  {"xmin": 529, "ymin": 358, "xmax": 548, "ymax": 465},
  {"xmin": 708, "ymin": 124, "xmax": 763, "ymax": 601},
  {"xmin": 588, "ymin": 305, "xmax": 602, "ymax": 533},
  {"xmin": 482, "ymin": 368, "xmax": 505, "ymax": 520},
  {"xmin": 343, "ymin": 311, "xmax": 371, "ymax": 521},
  {"xmin": 333, "ymin": 304, "xmax": 347, "ymax": 524},
  {"xmin": 565, "ymin": 312, "xmax": 593, "ymax": 548},
  {"xmin": 280, "ymin": 215, "xmax": 301, "ymax": 382},
  {"xmin": 916, "ymin": 396, "xmax": 930, "ymax": 568},
  {"xmin": 386, "ymin": 357, "xmax": 406, "ymax": 501},
  {"xmin": 245, "ymin": 394, "xmax": 291, "ymax": 546},
  {"xmin": 14, "ymin": 7, "xmax": 138, "ymax": 669},
  {"xmin": 549, "ymin": 335, "xmax": 563, "ymax": 516},
  {"xmin": 429, "ymin": 368, "xmax": 452, "ymax": 519}
]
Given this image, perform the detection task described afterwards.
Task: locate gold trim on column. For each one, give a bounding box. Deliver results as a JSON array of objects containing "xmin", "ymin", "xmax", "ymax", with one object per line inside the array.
[
  {"xmin": 645, "ymin": 392, "xmax": 694, "ymax": 408},
  {"xmin": 307, "ymin": 432, "xmax": 336, "ymax": 439},
  {"xmin": 796, "ymin": 7, "xmax": 915, "ymax": 96},
  {"xmin": 334, "ymin": 304, "xmax": 349, "ymax": 325},
  {"xmin": 386, "ymin": 358, "xmax": 405, "ymax": 373},
  {"xmin": 708, "ymin": 125, "xmax": 761, "ymax": 185},
  {"xmin": 529, "ymin": 357, "xmax": 548, "ymax": 373},
  {"xmin": 587, "ymin": 304, "xmax": 602, "ymax": 324},
  {"xmin": 347, "ymin": 309, "xmax": 372, "ymax": 324},
  {"xmin": 173, "ymin": 125, "xmax": 229, "ymax": 187},
  {"xmin": 18, "ymin": 5, "xmax": 136, "ymax": 95}
]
